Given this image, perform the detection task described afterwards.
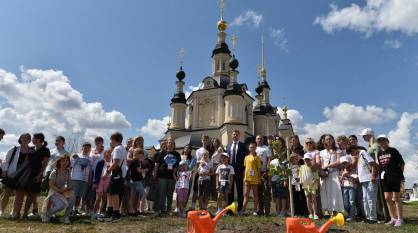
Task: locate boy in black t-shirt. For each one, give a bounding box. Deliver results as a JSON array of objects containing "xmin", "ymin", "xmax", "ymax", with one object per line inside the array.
[{"xmin": 376, "ymin": 135, "xmax": 405, "ymax": 227}]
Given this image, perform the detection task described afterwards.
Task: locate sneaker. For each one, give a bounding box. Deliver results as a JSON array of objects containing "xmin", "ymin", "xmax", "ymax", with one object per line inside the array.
[
  {"xmin": 110, "ymin": 215, "xmax": 121, "ymax": 222},
  {"xmin": 367, "ymin": 219, "xmax": 377, "ymax": 224},
  {"xmin": 394, "ymin": 219, "xmax": 404, "ymax": 227},
  {"xmin": 313, "ymin": 215, "xmax": 319, "ymax": 220},
  {"xmin": 63, "ymin": 217, "xmax": 71, "ymax": 224},
  {"xmin": 346, "ymin": 218, "xmax": 352, "ymax": 222},
  {"xmin": 41, "ymin": 213, "xmax": 50, "ymax": 223},
  {"xmin": 385, "ymin": 218, "xmax": 397, "ymax": 226},
  {"xmin": 309, "ymin": 214, "xmax": 314, "ymax": 219},
  {"xmin": 252, "ymin": 212, "xmax": 258, "ymax": 216}
]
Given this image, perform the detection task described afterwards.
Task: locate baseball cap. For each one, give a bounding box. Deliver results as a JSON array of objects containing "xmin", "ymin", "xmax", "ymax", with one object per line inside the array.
[
  {"xmin": 376, "ymin": 134, "xmax": 389, "ymax": 142},
  {"xmin": 179, "ymin": 160, "xmax": 188, "ymax": 166},
  {"xmin": 221, "ymin": 152, "xmax": 229, "ymax": 158},
  {"xmin": 303, "ymin": 153, "xmax": 312, "ymax": 160},
  {"xmin": 340, "ymin": 156, "xmax": 349, "ymax": 164},
  {"xmin": 360, "ymin": 128, "xmax": 374, "ymax": 136}
]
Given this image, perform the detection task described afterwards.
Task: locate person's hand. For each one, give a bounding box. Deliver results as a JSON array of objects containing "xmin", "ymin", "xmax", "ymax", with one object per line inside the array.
[{"xmin": 371, "ymin": 175, "xmax": 377, "ymax": 183}]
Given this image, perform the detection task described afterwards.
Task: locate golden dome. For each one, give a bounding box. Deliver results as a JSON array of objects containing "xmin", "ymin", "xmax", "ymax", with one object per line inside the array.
[
  {"xmin": 217, "ymin": 19, "xmax": 228, "ymax": 31},
  {"xmin": 261, "ymin": 67, "xmax": 266, "ymax": 77}
]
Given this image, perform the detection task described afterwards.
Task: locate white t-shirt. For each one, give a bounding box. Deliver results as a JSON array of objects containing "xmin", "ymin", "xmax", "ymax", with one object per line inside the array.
[
  {"xmin": 112, "ymin": 145, "xmax": 128, "ymax": 178},
  {"xmin": 256, "ymin": 145, "xmax": 272, "ymax": 172},
  {"xmin": 198, "ymin": 160, "xmax": 212, "ymax": 181},
  {"xmin": 356, "ymin": 149, "xmax": 374, "ymax": 183},
  {"xmin": 71, "ymin": 154, "xmax": 91, "ymax": 182},
  {"xmin": 176, "ymin": 171, "xmax": 191, "ymax": 189},
  {"xmin": 216, "ymin": 164, "xmax": 235, "ymax": 184}
]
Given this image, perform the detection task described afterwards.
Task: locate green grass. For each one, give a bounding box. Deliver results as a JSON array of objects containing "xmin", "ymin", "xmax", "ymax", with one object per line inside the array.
[{"xmin": 0, "ymin": 198, "xmax": 416, "ymax": 233}]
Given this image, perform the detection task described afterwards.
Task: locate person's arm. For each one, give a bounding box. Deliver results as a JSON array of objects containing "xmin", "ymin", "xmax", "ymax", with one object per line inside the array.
[
  {"xmin": 108, "ymin": 159, "xmax": 120, "ymax": 172},
  {"xmin": 326, "ymin": 150, "xmax": 341, "ymax": 169},
  {"xmin": 216, "ymin": 174, "xmax": 220, "ymax": 191},
  {"xmin": 36, "ymin": 151, "xmax": 50, "ymax": 182},
  {"xmin": 2, "ymin": 147, "xmax": 14, "ymax": 177},
  {"xmin": 48, "ymin": 172, "xmax": 62, "ymax": 194}
]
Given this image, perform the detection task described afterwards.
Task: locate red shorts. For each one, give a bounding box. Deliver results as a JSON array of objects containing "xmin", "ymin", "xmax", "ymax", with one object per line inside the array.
[{"xmin": 96, "ymin": 176, "xmax": 110, "ymax": 193}]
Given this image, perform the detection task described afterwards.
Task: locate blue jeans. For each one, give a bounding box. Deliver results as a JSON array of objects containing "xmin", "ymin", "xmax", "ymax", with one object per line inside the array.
[
  {"xmin": 343, "ymin": 187, "xmax": 357, "ymax": 219},
  {"xmin": 361, "ymin": 181, "xmax": 377, "ymax": 221}
]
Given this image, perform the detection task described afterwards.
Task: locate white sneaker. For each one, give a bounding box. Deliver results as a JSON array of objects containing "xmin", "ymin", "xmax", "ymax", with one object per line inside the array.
[
  {"xmin": 252, "ymin": 212, "xmax": 258, "ymax": 216},
  {"xmin": 313, "ymin": 215, "xmax": 319, "ymax": 220},
  {"xmin": 63, "ymin": 217, "xmax": 71, "ymax": 224},
  {"xmin": 309, "ymin": 214, "xmax": 314, "ymax": 219},
  {"xmin": 394, "ymin": 219, "xmax": 404, "ymax": 227},
  {"xmin": 385, "ymin": 218, "xmax": 397, "ymax": 226}
]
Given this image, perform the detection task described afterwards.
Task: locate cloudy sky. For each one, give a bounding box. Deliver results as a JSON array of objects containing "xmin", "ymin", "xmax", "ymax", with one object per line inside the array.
[{"xmin": 0, "ymin": 0, "xmax": 417, "ymax": 186}]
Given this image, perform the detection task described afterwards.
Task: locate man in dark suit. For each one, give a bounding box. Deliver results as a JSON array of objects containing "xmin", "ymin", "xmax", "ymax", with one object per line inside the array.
[{"xmin": 227, "ymin": 130, "xmax": 248, "ymax": 212}]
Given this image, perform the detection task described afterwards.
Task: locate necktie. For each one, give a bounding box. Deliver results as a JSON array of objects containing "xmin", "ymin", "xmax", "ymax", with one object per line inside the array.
[{"xmin": 232, "ymin": 142, "xmax": 237, "ymax": 164}]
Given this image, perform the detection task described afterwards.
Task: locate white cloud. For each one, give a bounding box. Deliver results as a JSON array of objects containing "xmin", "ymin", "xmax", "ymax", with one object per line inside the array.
[
  {"xmin": 139, "ymin": 116, "xmax": 170, "ymax": 139},
  {"xmin": 0, "ymin": 67, "xmax": 131, "ymax": 152},
  {"xmin": 269, "ymin": 28, "xmax": 289, "ymax": 53},
  {"xmin": 315, "ymin": 0, "xmax": 418, "ymax": 36},
  {"xmin": 231, "ymin": 10, "xmax": 263, "ymax": 29},
  {"xmin": 384, "ymin": 39, "xmax": 402, "ymax": 49},
  {"xmin": 185, "ymin": 83, "xmax": 202, "ymax": 99}
]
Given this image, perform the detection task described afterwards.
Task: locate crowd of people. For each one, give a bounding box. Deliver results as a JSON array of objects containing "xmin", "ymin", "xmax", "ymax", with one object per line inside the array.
[{"xmin": 0, "ymin": 127, "xmax": 406, "ymax": 227}]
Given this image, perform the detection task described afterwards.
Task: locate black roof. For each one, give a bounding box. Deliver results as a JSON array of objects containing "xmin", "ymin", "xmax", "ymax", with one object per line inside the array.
[
  {"xmin": 171, "ymin": 92, "xmax": 186, "ymax": 104},
  {"xmin": 212, "ymin": 42, "xmax": 231, "ymax": 57}
]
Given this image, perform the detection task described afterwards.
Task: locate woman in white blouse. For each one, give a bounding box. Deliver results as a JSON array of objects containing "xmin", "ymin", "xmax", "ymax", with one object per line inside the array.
[{"xmin": 319, "ymin": 134, "xmax": 344, "ymax": 215}]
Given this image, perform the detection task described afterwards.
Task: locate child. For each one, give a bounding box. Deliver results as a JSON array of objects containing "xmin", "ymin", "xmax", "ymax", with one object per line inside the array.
[
  {"xmin": 138, "ymin": 150, "xmax": 153, "ymax": 214},
  {"xmin": 92, "ymin": 149, "xmax": 112, "ymax": 219},
  {"xmin": 299, "ymin": 153, "xmax": 320, "ymax": 220},
  {"xmin": 215, "ymin": 153, "xmax": 235, "ymax": 214},
  {"xmin": 340, "ymin": 156, "xmax": 358, "ymax": 222},
  {"xmin": 290, "ymin": 153, "xmax": 309, "ymax": 216},
  {"xmin": 241, "ymin": 143, "xmax": 262, "ymax": 216},
  {"xmin": 197, "ymin": 150, "xmax": 212, "ymax": 210},
  {"xmin": 128, "ymin": 148, "xmax": 148, "ymax": 216},
  {"xmin": 176, "ymin": 160, "xmax": 191, "ymax": 218},
  {"xmin": 71, "ymin": 143, "xmax": 92, "ymax": 216},
  {"xmin": 41, "ymin": 154, "xmax": 75, "ymax": 224},
  {"xmin": 269, "ymin": 155, "xmax": 290, "ymax": 217}
]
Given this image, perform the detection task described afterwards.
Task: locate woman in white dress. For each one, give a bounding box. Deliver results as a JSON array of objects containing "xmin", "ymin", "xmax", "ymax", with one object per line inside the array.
[{"xmin": 319, "ymin": 134, "xmax": 344, "ymax": 215}]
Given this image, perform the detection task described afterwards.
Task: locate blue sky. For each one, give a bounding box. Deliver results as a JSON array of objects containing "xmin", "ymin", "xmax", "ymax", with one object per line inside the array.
[{"xmin": 0, "ymin": 1, "xmax": 417, "ymax": 185}]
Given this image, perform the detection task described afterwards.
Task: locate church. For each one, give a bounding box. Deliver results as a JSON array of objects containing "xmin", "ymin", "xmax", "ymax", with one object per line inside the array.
[{"xmin": 163, "ymin": 5, "xmax": 293, "ymax": 149}]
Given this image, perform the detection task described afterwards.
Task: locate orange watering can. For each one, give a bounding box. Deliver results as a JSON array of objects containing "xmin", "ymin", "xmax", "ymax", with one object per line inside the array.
[
  {"xmin": 187, "ymin": 202, "xmax": 237, "ymax": 233},
  {"xmin": 286, "ymin": 213, "xmax": 345, "ymax": 233}
]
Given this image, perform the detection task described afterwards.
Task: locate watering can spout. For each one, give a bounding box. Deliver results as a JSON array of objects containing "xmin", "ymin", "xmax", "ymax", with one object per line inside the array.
[
  {"xmin": 318, "ymin": 213, "xmax": 345, "ymax": 233},
  {"xmin": 213, "ymin": 202, "xmax": 237, "ymax": 224}
]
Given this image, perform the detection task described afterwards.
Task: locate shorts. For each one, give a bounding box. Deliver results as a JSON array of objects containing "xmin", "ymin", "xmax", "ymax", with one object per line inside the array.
[
  {"xmin": 130, "ymin": 181, "xmax": 145, "ymax": 196},
  {"xmin": 382, "ymin": 179, "xmax": 401, "ymax": 193},
  {"xmin": 176, "ymin": 188, "xmax": 189, "ymax": 203},
  {"xmin": 198, "ymin": 179, "xmax": 211, "ymax": 198},
  {"xmin": 107, "ymin": 176, "xmax": 124, "ymax": 196},
  {"xmin": 272, "ymin": 181, "xmax": 288, "ymax": 198},
  {"xmin": 72, "ymin": 180, "xmax": 88, "ymax": 197},
  {"xmin": 96, "ymin": 176, "xmax": 111, "ymax": 193},
  {"xmin": 219, "ymin": 182, "xmax": 230, "ymax": 194}
]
